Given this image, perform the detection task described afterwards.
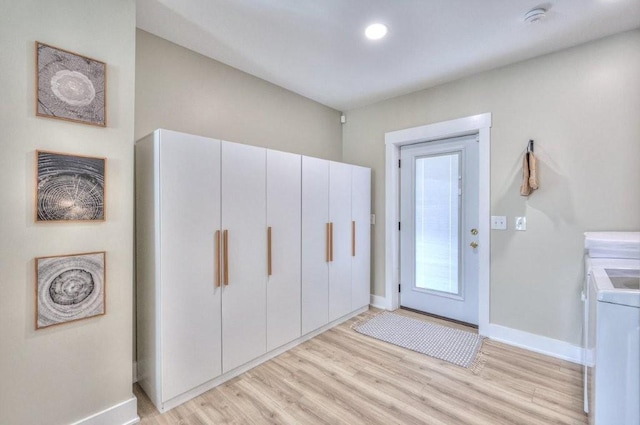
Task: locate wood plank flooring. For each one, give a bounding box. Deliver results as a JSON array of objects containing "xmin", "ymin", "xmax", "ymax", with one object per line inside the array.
[{"xmin": 134, "ymin": 308, "xmax": 587, "ymax": 425}]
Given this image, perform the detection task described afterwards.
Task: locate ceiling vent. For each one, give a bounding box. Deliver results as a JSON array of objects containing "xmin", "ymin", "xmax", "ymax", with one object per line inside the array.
[{"xmin": 524, "ymin": 8, "xmax": 547, "ymax": 24}]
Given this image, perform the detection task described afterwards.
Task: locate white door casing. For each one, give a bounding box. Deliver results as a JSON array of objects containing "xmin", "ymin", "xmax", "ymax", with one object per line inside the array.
[
  {"xmin": 385, "ymin": 113, "xmax": 491, "ymax": 336},
  {"xmin": 399, "ymin": 136, "xmax": 479, "ymax": 325}
]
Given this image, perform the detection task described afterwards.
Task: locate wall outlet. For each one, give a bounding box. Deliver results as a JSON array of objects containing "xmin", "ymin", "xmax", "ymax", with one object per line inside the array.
[
  {"xmin": 491, "ymin": 215, "xmax": 507, "ymax": 230},
  {"xmin": 515, "ymin": 216, "xmax": 527, "ymax": 231}
]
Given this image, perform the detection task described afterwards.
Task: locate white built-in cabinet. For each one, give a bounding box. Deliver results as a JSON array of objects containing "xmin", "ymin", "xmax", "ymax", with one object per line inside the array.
[
  {"xmin": 138, "ymin": 131, "xmax": 223, "ymax": 405},
  {"xmin": 220, "ymin": 141, "xmax": 267, "ymax": 372},
  {"xmin": 301, "ymin": 157, "xmax": 372, "ymax": 335},
  {"xmin": 266, "ymin": 150, "xmax": 302, "ymax": 351},
  {"xmin": 300, "ymin": 156, "xmax": 330, "ymax": 334},
  {"xmin": 136, "ymin": 129, "xmax": 370, "ymax": 412},
  {"xmin": 351, "ymin": 165, "xmax": 372, "ymax": 310}
]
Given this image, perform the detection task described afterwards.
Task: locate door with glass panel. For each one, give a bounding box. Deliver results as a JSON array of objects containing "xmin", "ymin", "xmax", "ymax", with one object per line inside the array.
[{"xmin": 399, "ymin": 135, "xmax": 479, "ymax": 325}]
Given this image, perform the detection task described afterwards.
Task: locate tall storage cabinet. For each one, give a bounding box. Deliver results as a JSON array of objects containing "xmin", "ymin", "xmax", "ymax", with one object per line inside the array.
[
  {"xmin": 301, "ymin": 156, "xmax": 330, "ymax": 335},
  {"xmin": 351, "ymin": 165, "xmax": 372, "ymax": 310},
  {"xmin": 328, "ymin": 161, "xmax": 353, "ymax": 321},
  {"xmin": 136, "ymin": 130, "xmax": 222, "ymax": 408},
  {"xmin": 301, "ymin": 157, "xmax": 372, "ymax": 336},
  {"xmin": 266, "ymin": 150, "xmax": 302, "ymax": 351},
  {"xmin": 220, "ymin": 142, "xmax": 267, "ymax": 372},
  {"xmin": 137, "ymin": 129, "xmax": 370, "ymax": 413}
]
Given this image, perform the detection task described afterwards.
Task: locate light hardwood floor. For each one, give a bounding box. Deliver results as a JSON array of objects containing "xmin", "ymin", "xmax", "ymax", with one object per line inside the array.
[{"xmin": 134, "ymin": 308, "xmax": 587, "ymax": 425}]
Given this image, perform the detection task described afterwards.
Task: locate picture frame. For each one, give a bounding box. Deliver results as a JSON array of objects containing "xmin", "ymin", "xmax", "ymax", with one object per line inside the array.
[
  {"xmin": 36, "ymin": 41, "xmax": 107, "ymax": 127},
  {"xmin": 35, "ymin": 251, "xmax": 106, "ymax": 329},
  {"xmin": 36, "ymin": 150, "xmax": 106, "ymax": 222}
]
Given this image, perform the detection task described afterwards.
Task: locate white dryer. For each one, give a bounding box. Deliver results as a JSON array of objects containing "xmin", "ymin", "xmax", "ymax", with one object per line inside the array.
[{"xmin": 583, "ymin": 232, "xmax": 640, "ymax": 425}]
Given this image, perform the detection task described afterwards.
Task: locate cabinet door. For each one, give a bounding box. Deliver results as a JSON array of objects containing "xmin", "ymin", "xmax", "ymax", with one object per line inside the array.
[
  {"xmin": 351, "ymin": 166, "xmax": 371, "ymax": 310},
  {"xmin": 328, "ymin": 161, "xmax": 352, "ymax": 321},
  {"xmin": 266, "ymin": 150, "xmax": 301, "ymax": 351},
  {"xmin": 221, "ymin": 141, "xmax": 267, "ymax": 373},
  {"xmin": 301, "ymin": 156, "xmax": 330, "ymax": 334},
  {"xmin": 159, "ymin": 130, "xmax": 222, "ymax": 401}
]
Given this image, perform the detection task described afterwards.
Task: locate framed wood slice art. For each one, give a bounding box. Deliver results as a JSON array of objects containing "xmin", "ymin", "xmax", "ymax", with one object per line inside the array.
[
  {"xmin": 36, "ymin": 251, "xmax": 106, "ymax": 329},
  {"xmin": 36, "ymin": 42, "xmax": 106, "ymax": 126},
  {"xmin": 36, "ymin": 150, "xmax": 106, "ymax": 222}
]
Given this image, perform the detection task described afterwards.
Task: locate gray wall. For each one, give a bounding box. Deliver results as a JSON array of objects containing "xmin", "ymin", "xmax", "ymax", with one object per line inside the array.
[
  {"xmin": 342, "ymin": 30, "xmax": 640, "ymax": 345},
  {"xmin": 135, "ymin": 29, "xmax": 342, "ymax": 160},
  {"xmin": 0, "ymin": 1, "xmax": 137, "ymax": 424}
]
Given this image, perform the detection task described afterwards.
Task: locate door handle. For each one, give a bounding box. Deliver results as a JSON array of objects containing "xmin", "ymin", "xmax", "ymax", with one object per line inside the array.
[
  {"xmin": 326, "ymin": 223, "xmax": 331, "ymax": 263},
  {"xmin": 223, "ymin": 229, "xmax": 229, "ymax": 285},
  {"xmin": 267, "ymin": 226, "xmax": 272, "ymax": 276},
  {"xmin": 329, "ymin": 222, "xmax": 334, "ymax": 262},
  {"xmin": 470, "ymin": 241, "xmax": 478, "ymax": 249},
  {"xmin": 352, "ymin": 221, "xmax": 356, "ymax": 257},
  {"xmin": 215, "ymin": 230, "xmax": 221, "ymax": 287}
]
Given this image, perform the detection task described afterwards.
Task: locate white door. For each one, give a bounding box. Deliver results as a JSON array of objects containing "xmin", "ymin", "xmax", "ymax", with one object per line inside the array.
[
  {"xmin": 351, "ymin": 165, "xmax": 371, "ymax": 310},
  {"xmin": 399, "ymin": 135, "xmax": 479, "ymax": 325},
  {"xmin": 266, "ymin": 150, "xmax": 301, "ymax": 351},
  {"xmin": 301, "ymin": 156, "xmax": 330, "ymax": 334},
  {"xmin": 221, "ymin": 141, "xmax": 267, "ymax": 372},
  {"xmin": 329, "ymin": 161, "xmax": 352, "ymax": 321},
  {"xmin": 159, "ymin": 130, "xmax": 222, "ymax": 401}
]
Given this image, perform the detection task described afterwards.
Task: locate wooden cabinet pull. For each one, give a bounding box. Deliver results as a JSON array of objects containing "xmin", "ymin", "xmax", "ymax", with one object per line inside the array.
[
  {"xmin": 215, "ymin": 230, "xmax": 221, "ymax": 287},
  {"xmin": 329, "ymin": 222, "xmax": 334, "ymax": 262},
  {"xmin": 223, "ymin": 229, "xmax": 229, "ymax": 285},
  {"xmin": 352, "ymin": 221, "xmax": 356, "ymax": 257},
  {"xmin": 267, "ymin": 226, "xmax": 272, "ymax": 276},
  {"xmin": 326, "ymin": 223, "xmax": 331, "ymax": 263}
]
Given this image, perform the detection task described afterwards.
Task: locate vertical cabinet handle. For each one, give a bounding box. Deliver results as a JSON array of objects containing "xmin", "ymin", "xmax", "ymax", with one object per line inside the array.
[
  {"xmin": 329, "ymin": 222, "xmax": 334, "ymax": 262},
  {"xmin": 267, "ymin": 226, "xmax": 272, "ymax": 276},
  {"xmin": 215, "ymin": 230, "xmax": 221, "ymax": 287},
  {"xmin": 326, "ymin": 223, "xmax": 331, "ymax": 263},
  {"xmin": 223, "ymin": 229, "xmax": 229, "ymax": 285},
  {"xmin": 352, "ymin": 221, "xmax": 356, "ymax": 257}
]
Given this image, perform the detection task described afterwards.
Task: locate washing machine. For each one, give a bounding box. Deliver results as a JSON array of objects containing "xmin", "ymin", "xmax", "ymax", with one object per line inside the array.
[{"xmin": 583, "ymin": 232, "xmax": 640, "ymax": 425}]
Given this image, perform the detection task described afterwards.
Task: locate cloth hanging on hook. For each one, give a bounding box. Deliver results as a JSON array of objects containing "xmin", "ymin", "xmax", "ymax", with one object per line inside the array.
[{"xmin": 520, "ymin": 140, "xmax": 539, "ymax": 196}]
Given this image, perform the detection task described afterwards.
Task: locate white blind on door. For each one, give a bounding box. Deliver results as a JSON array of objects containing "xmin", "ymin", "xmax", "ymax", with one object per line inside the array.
[{"xmin": 414, "ymin": 152, "xmax": 461, "ymax": 294}]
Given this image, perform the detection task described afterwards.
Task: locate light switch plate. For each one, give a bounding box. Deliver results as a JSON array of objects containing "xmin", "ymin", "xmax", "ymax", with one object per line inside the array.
[
  {"xmin": 515, "ymin": 216, "xmax": 527, "ymax": 231},
  {"xmin": 491, "ymin": 216, "xmax": 507, "ymax": 230}
]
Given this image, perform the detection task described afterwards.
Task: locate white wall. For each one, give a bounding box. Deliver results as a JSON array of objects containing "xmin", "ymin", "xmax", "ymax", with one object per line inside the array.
[
  {"xmin": 342, "ymin": 30, "xmax": 640, "ymax": 345},
  {"xmin": 0, "ymin": 1, "xmax": 137, "ymax": 424},
  {"xmin": 135, "ymin": 29, "xmax": 342, "ymax": 160}
]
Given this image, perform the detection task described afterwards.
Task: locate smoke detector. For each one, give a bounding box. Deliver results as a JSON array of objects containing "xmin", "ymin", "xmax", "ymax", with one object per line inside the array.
[{"xmin": 524, "ymin": 8, "xmax": 547, "ymax": 24}]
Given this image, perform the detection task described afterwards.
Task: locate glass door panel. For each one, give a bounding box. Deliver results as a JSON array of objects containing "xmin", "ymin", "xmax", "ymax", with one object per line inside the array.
[{"xmin": 414, "ymin": 152, "xmax": 461, "ymax": 295}]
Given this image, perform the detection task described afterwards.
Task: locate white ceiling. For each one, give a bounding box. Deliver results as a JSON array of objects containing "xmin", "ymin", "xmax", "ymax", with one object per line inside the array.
[{"xmin": 136, "ymin": 0, "xmax": 640, "ymax": 111}]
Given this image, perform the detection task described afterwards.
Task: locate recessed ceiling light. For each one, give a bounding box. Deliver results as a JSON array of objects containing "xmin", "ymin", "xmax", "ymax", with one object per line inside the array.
[
  {"xmin": 365, "ymin": 23, "xmax": 388, "ymax": 40},
  {"xmin": 524, "ymin": 8, "xmax": 547, "ymax": 24}
]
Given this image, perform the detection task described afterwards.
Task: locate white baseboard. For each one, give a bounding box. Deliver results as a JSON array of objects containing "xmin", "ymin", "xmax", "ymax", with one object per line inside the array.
[
  {"xmin": 369, "ymin": 294, "xmax": 387, "ymax": 310},
  {"xmin": 487, "ymin": 323, "xmax": 583, "ymax": 364},
  {"xmin": 70, "ymin": 396, "xmax": 139, "ymax": 425}
]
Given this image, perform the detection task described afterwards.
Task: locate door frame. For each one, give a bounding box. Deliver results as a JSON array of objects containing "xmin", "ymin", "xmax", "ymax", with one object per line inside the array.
[{"xmin": 384, "ymin": 113, "xmax": 491, "ymax": 336}]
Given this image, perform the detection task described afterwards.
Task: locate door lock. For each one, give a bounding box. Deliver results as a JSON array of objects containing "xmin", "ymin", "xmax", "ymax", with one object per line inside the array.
[
  {"xmin": 470, "ymin": 228, "xmax": 478, "ymax": 235},
  {"xmin": 470, "ymin": 241, "xmax": 478, "ymax": 249}
]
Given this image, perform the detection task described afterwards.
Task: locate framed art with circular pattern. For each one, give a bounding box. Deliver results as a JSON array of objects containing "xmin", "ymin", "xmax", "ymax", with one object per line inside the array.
[
  {"xmin": 36, "ymin": 150, "xmax": 106, "ymax": 222},
  {"xmin": 36, "ymin": 41, "xmax": 106, "ymax": 127},
  {"xmin": 35, "ymin": 251, "xmax": 106, "ymax": 329}
]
